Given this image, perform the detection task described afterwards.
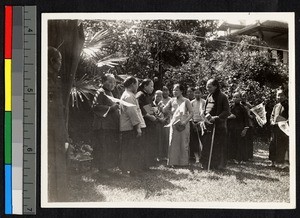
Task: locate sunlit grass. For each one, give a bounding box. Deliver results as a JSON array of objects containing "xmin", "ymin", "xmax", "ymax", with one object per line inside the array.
[{"xmin": 68, "ymin": 140, "xmax": 290, "ymax": 203}]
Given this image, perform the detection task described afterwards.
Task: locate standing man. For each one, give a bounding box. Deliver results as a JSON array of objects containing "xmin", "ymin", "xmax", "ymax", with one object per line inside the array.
[
  {"xmin": 48, "ymin": 46, "xmax": 68, "ymax": 201},
  {"xmin": 91, "ymin": 74, "xmax": 120, "ymax": 177},
  {"xmin": 200, "ymin": 79, "xmax": 230, "ymax": 170},
  {"xmin": 190, "ymin": 87, "xmax": 205, "ymax": 164},
  {"xmin": 120, "ymin": 76, "xmax": 146, "ymax": 176}
]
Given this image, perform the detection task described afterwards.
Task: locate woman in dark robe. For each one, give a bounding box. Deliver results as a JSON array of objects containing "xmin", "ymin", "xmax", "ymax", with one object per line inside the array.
[
  {"xmin": 136, "ymin": 79, "xmax": 158, "ymax": 169},
  {"xmin": 91, "ymin": 74, "xmax": 120, "ymax": 176},
  {"xmin": 269, "ymin": 88, "xmax": 289, "ymax": 169},
  {"xmin": 241, "ymin": 99, "xmax": 255, "ymax": 160},
  {"xmin": 200, "ymin": 79, "xmax": 230, "ymax": 170},
  {"xmin": 227, "ymin": 92, "xmax": 249, "ymax": 163}
]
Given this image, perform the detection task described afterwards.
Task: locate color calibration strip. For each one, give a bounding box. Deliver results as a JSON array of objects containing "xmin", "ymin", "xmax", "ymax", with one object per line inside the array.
[
  {"xmin": 4, "ymin": 6, "xmax": 37, "ymax": 215},
  {"xmin": 5, "ymin": 5, "xmax": 13, "ymax": 215}
]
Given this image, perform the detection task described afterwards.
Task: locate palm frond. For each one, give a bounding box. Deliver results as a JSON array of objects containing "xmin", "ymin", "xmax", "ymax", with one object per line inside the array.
[
  {"xmin": 96, "ymin": 55, "xmax": 128, "ymax": 68},
  {"xmin": 81, "ymin": 30, "xmax": 111, "ymax": 59},
  {"xmin": 70, "ymin": 74, "xmax": 98, "ymax": 108}
]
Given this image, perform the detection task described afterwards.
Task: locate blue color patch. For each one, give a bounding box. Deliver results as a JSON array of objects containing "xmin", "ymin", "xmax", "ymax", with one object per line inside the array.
[{"xmin": 5, "ymin": 164, "xmax": 12, "ymax": 214}]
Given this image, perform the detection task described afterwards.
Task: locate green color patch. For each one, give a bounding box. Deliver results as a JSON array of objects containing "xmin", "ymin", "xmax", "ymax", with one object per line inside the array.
[{"xmin": 5, "ymin": 112, "xmax": 12, "ymax": 164}]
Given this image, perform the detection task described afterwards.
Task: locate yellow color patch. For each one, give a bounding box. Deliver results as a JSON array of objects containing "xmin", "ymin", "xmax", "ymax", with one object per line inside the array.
[{"xmin": 5, "ymin": 59, "xmax": 12, "ymax": 111}]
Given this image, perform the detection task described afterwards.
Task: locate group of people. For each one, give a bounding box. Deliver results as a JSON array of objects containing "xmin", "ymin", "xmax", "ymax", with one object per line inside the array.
[{"xmin": 90, "ymin": 72, "xmax": 289, "ymax": 177}]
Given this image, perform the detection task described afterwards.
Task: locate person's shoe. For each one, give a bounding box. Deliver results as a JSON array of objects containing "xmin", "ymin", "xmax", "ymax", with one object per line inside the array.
[
  {"xmin": 269, "ymin": 161, "xmax": 276, "ymax": 167},
  {"xmin": 120, "ymin": 170, "xmax": 131, "ymax": 177},
  {"xmin": 129, "ymin": 170, "xmax": 142, "ymax": 177},
  {"xmin": 233, "ymin": 159, "xmax": 239, "ymax": 164},
  {"xmin": 281, "ymin": 163, "xmax": 289, "ymax": 170}
]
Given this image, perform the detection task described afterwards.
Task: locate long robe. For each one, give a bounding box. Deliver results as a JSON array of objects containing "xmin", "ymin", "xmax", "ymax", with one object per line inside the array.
[
  {"xmin": 92, "ymin": 87, "xmax": 120, "ymax": 170},
  {"xmin": 227, "ymin": 103, "xmax": 249, "ymax": 162},
  {"xmin": 166, "ymin": 98, "xmax": 191, "ymax": 166},
  {"xmin": 48, "ymin": 69, "xmax": 68, "ymax": 202},
  {"xmin": 200, "ymin": 90, "xmax": 230, "ymax": 170},
  {"xmin": 136, "ymin": 90, "xmax": 158, "ymax": 168},
  {"xmin": 269, "ymin": 100, "xmax": 289, "ymax": 164}
]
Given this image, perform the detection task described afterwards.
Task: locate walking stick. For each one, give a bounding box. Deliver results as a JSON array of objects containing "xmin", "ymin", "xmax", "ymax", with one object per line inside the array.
[{"xmin": 208, "ymin": 124, "xmax": 216, "ymax": 171}]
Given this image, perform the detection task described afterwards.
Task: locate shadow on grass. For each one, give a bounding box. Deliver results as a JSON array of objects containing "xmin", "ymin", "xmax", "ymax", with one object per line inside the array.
[
  {"xmin": 91, "ymin": 168, "xmax": 188, "ymax": 200},
  {"xmin": 141, "ymin": 171, "xmax": 187, "ymax": 199},
  {"xmin": 67, "ymin": 139, "xmax": 289, "ymax": 201},
  {"xmin": 195, "ymin": 139, "xmax": 289, "ymax": 184},
  {"xmin": 68, "ymin": 174, "xmax": 107, "ymax": 202}
]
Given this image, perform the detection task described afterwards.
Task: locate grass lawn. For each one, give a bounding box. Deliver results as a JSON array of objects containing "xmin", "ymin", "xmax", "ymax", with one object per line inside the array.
[{"xmin": 68, "ymin": 139, "xmax": 290, "ymax": 203}]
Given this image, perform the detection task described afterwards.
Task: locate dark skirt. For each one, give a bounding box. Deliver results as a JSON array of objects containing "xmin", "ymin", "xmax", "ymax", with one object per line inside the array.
[
  {"xmin": 200, "ymin": 125, "xmax": 227, "ymax": 170},
  {"xmin": 120, "ymin": 130, "xmax": 144, "ymax": 171},
  {"xmin": 92, "ymin": 129, "xmax": 120, "ymax": 170},
  {"xmin": 142, "ymin": 125, "xmax": 159, "ymax": 167},
  {"xmin": 227, "ymin": 128, "xmax": 248, "ymax": 161},
  {"xmin": 246, "ymin": 127, "xmax": 254, "ymax": 160},
  {"xmin": 269, "ymin": 125, "xmax": 289, "ymax": 163},
  {"xmin": 157, "ymin": 122, "xmax": 168, "ymax": 159}
]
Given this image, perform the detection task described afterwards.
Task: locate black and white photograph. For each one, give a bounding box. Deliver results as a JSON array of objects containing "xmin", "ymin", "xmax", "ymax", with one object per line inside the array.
[{"xmin": 41, "ymin": 13, "xmax": 295, "ymax": 208}]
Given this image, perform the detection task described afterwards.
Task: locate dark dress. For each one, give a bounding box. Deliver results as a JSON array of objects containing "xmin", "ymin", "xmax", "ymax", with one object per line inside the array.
[
  {"xmin": 227, "ymin": 103, "xmax": 249, "ymax": 162},
  {"xmin": 153, "ymin": 101, "xmax": 168, "ymax": 159},
  {"xmin": 243, "ymin": 103, "xmax": 255, "ymax": 160},
  {"xmin": 200, "ymin": 90, "xmax": 230, "ymax": 170},
  {"xmin": 92, "ymin": 87, "xmax": 120, "ymax": 170},
  {"xmin": 269, "ymin": 100, "xmax": 289, "ymax": 164},
  {"xmin": 136, "ymin": 90, "xmax": 158, "ymax": 168}
]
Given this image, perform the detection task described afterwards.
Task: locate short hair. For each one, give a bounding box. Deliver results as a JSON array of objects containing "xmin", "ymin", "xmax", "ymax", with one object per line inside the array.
[
  {"xmin": 173, "ymin": 83, "xmax": 185, "ymax": 93},
  {"xmin": 102, "ymin": 73, "xmax": 115, "ymax": 83},
  {"xmin": 138, "ymin": 78, "xmax": 153, "ymax": 91},
  {"xmin": 162, "ymin": 86, "xmax": 169, "ymax": 91},
  {"xmin": 155, "ymin": 90, "xmax": 163, "ymax": 95},
  {"xmin": 123, "ymin": 76, "xmax": 138, "ymax": 88},
  {"xmin": 194, "ymin": 86, "xmax": 202, "ymax": 92},
  {"xmin": 277, "ymin": 87, "xmax": 288, "ymax": 97},
  {"xmin": 187, "ymin": 87, "xmax": 195, "ymax": 92},
  {"xmin": 207, "ymin": 78, "xmax": 220, "ymax": 91}
]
